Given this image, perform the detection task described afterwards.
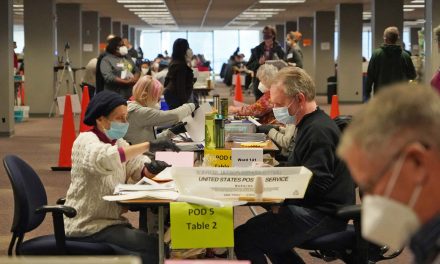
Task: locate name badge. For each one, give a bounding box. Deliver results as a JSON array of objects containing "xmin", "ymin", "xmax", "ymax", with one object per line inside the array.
[
  {"xmin": 116, "ymin": 63, "xmax": 124, "ymax": 68},
  {"xmin": 287, "ymin": 53, "xmax": 293, "ymax": 59}
]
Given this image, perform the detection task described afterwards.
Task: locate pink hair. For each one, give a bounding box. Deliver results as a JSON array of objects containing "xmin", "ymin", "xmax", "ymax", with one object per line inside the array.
[{"xmin": 132, "ymin": 75, "xmax": 163, "ymax": 106}]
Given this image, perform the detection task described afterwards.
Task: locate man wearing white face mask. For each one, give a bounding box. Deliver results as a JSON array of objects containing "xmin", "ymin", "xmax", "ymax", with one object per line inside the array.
[
  {"xmin": 338, "ymin": 84, "xmax": 440, "ymax": 264},
  {"xmin": 100, "ymin": 36, "xmax": 140, "ymax": 100},
  {"xmin": 235, "ymin": 67, "xmax": 355, "ymax": 264}
]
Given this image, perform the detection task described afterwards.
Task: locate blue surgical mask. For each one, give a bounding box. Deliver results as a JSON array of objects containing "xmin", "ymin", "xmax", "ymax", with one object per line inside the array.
[
  {"xmin": 272, "ymin": 99, "xmax": 298, "ymax": 124},
  {"xmin": 105, "ymin": 121, "xmax": 129, "ymax": 140}
]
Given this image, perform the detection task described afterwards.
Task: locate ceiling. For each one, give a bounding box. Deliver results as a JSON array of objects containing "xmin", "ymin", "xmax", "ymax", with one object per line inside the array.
[{"xmin": 13, "ymin": 0, "xmax": 426, "ymax": 29}]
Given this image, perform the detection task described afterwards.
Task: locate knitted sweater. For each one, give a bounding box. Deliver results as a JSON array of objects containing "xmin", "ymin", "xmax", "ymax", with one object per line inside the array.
[{"xmin": 64, "ymin": 131, "xmax": 150, "ymax": 237}]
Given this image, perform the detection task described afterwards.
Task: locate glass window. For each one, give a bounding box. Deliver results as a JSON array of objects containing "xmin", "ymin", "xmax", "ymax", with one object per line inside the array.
[
  {"xmin": 362, "ymin": 30, "xmax": 372, "ymax": 60},
  {"xmin": 239, "ymin": 30, "xmax": 260, "ymax": 60},
  {"xmin": 403, "ymin": 27, "xmax": 410, "ymax": 52},
  {"xmin": 13, "ymin": 25, "xmax": 25, "ymax": 54},
  {"xmin": 161, "ymin": 31, "xmax": 187, "ymax": 57},
  {"xmin": 213, "ymin": 30, "xmax": 239, "ymax": 73},
  {"xmin": 140, "ymin": 31, "xmax": 162, "ymax": 61},
  {"xmin": 334, "ymin": 31, "xmax": 339, "ymax": 60},
  {"xmin": 188, "ymin": 31, "xmax": 213, "ymax": 67}
]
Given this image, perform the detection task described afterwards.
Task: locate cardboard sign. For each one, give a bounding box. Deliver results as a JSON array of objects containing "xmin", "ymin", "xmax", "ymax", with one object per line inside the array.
[
  {"xmin": 203, "ymin": 149, "xmax": 232, "ymax": 167},
  {"xmin": 172, "ymin": 166, "xmax": 313, "ymax": 200},
  {"xmin": 170, "ymin": 202, "xmax": 234, "ymax": 249},
  {"xmin": 231, "ymin": 148, "xmax": 263, "ymax": 167},
  {"xmin": 155, "ymin": 151, "xmax": 194, "ymax": 167}
]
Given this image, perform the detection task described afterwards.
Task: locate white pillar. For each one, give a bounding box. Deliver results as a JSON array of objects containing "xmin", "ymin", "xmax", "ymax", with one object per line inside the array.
[{"xmin": 314, "ymin": 11, "xmax": 335, "ymax": 95}]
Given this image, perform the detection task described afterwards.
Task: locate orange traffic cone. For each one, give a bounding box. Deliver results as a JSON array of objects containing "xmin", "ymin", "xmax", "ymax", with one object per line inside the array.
[
  {"xmin": 79, "ymin": 86, "xmax": 93, "ymax": 132},
  {"xmin": 330, "ymin": 95, "xmax": 340, "ymax": 119},
  {"xmin": 51, "ymin": 94, "xmax": 76, "ymax": 171},
  {"xmin": 234, "ymin": 74, "xmax": 243, "ymax": 104}
]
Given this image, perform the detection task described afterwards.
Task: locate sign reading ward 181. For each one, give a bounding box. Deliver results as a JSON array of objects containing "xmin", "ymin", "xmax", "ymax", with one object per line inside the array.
[{"xmin": 170, "ymin": 202, "xmax": 234, "ymax": 249}]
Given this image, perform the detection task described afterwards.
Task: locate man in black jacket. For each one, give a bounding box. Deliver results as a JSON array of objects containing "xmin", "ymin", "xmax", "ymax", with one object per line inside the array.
[
  {"xmin": 247, "ymin": 25, "xmax": 285, "ymax": 100},
  {"xmin": 365, "ymin": 27, "xmax": 416, "ymax": 101},
  {"xmin": 234, "ymin": 67, "xmax": 355, "ymax": 264}
]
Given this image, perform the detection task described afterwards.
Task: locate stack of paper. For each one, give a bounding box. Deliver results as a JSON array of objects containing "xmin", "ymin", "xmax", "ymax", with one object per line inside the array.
[{"xmin": 226, "ymin": 133, "xmax": 267, "ymax": 142}]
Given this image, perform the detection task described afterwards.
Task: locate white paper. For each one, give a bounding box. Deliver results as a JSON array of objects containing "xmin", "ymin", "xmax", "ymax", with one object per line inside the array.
[
  {"xmin": 121, "ymin": 70, "xmax": 127, "ymax": 79},
  {"xmin": 247, "ymin": 116, "xmax": 261, "ymax": 126},
  {"xmin": 172, "ymin": 167, "xmax": 313, "ymax": 200},
  {"xmin": 232, "ymin": 148, "xmax": 263, "ymax": 167},
  {"xmin": 57, "ymin": 95, "xmax": 81, "ymax": 115},
  {"xmin": 103, "ymin": 190, "xmax": 180, "ymax": 201},
  {"xmin": 182, "ymin": 102, "xmax": 213, "ymax": 142},
  {"xmin": 83, "ymin": 43, "xmax": 93, "ymax": 52},
  {"xmin": 152, "ymin": 167, "xmax": 173, "ymax": 181}
]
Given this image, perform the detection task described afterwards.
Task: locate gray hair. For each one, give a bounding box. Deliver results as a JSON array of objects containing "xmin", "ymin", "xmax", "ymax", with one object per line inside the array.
[
  {"xmin": 274, "ymin": 67, "xmax": 316, "ymax": 101},
  {"xmin": 435, "ymin": 25, "xmax": 440, "ymax": 41},
  {"xmin": 338, "ymin": 84, "xmax": 440, "ymax": 160},
  {"xmin": 256, "ymin": 64, "xmax": 278, "ymax": 87}
]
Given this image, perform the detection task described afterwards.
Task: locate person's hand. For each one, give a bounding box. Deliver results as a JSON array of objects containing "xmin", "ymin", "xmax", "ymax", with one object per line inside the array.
[
  {"xmin": 144, "ymin": 160, "xmax": 171, "ymax": 175},
  {"xmin": 259, "ymin": 56, "xmax": 266, "ymax": 65},
  {"xmin": 149, "ymin": 138, "xmax": 181, "ymax": 152},
  {"xmin": 228, "ymin": 105, "xmax": 240, "ymax": 114},
  {"xmin": 256, "ymin": 124, "xmax": 279, "ymax": 134},
  {"xmin": 169, "ymin": 122, "xmax": 187, "ymax": 135}
]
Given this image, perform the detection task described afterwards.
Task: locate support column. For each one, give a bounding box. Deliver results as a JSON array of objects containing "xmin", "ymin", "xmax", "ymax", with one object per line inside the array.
[
  {"xmin": 82, "ymin": 11, "xmax": 99, "ymax": 64},
  {"xmin": 24, "ymin": 0, "xmax": 56, "ymax": 114},
  {"xmin": 122, "ymin": 24, "xmax": 129, "ymax": 39},
  {"xmin": 425, "ymin": 0, "xmax": 440, "ymax": 84},
  {"xmin": 337, "ymin": 4, "xmax": 363, "ymax": 103},
  {"xmin": 112, "ymin": 21, "xmax": 122, "ymax": 36},
  {"xmin": 135, "ymin": 30, "xmax": 142, "ymax": 49},
  {"xmin": 371, "ymin": 0, "xmax": 403, "ymax": 50},
  {"xmin": 297, "ymin": 17, "xmax": 314, "ymax": 78},
  {"xmin": 130, "ymin": 27, "xmax": 136, "ymax": 46},
  {"xmin": 286, "ymin": 21, "xmax": 297, "ymax": 34},
  {"xmin": 0, "ymin": 0, "xmax": 14, "ymax": 136},
  {"xmin": 314, "ymin": 11, "xmax": 335, "ymax": 95},
  {"xmin": 410, "ymin": 27, "xmax": 421, "ymax": 55},
  {"xmin": 56, "ymin": 3, "xmax": 82, "ymax": 90},
  {"xmin": 99, "ymin": 17, "xmax": 112, "ymax": 44},
  {"xmin": 276, "ymin": 23, "xmax": 286, "ymax": 50}
]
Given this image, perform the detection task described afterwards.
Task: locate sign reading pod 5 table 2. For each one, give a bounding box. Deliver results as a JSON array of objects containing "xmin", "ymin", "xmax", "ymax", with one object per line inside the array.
[{"xmin": 170, "ymin": 202, "xmax": 234, "ymax": 249}]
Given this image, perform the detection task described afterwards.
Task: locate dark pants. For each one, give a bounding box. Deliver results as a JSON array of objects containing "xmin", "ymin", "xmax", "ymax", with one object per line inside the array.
[
  {"xmin": 72, "ymin": 224, "xmax": 159, "ymax": 264},
  {"xmin": 234, "ymin": 205, "xmax": 347, "ymax": 264}
]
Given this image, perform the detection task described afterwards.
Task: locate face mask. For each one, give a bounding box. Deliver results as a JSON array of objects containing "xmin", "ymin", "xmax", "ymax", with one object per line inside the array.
[
  {"xmin": 186, "ymin": 48, "xmax": 193, "ymax": 63},
  {"xmin": 118, "ymin": 46, "xmax": 128, "ymax": 56},
  {"xmin": 141, "ymin": 68, "xmax": 149, "ymax": 75},
  {"xmin": 105, "ymin": 121, "xmax": 129, "ymax": 140},
  {"xmin": 361, "ymin": 154, "xmax": 422, "ymax": 252},
  {"xmin": 258, "ymin": 82, "xmax": 268, "ymax": 93},
  {"xmin": 272, "ymin": 99, "xmax": 297, "ymax": 124}
]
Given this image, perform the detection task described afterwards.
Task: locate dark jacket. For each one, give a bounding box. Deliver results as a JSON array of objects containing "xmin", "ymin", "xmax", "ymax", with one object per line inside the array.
[
  {"xmin": 366, "ymin": 44, "xmax": 416, "ymax": 100},
  {"xmin": 95, "ymin": 52, "xmax": 107, "ymax": 94},
  {"xmin": 164, "ymin": 60, "xmax": 195, "ymax": 110},
  {"xmin": 285, "ymin": 47, "xmax": 303, "ymax": 68},
  {"xmin": 284, "ymin": 108, "xmax": 356, "ymax": 215},
  {"xmin": 410, "ymin": 213, "xmax": 440, "ymax": 264}
]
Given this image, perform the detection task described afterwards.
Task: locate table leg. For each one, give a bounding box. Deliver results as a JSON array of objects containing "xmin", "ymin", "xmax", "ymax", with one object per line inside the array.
[{"xmin": 158, "ymin": 206, "xmax": 165, "ymax": 264}]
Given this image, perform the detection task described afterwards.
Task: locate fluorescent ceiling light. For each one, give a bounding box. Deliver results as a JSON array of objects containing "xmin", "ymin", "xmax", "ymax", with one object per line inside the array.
[
  {"xmin": 117, "ymin": 0, "xmax": 164, "ymax": 3},
  {"xmin": 129, "ymin": 8, "xmax": 168, "ymax": 11},
  {"xmin": 404, "ymin": 8, "xmax": 415, "ymax": 11},
  {"xmin": 259, "ymin": 0, "xmax": 305, "ymax": 3},
  {"xmin": 134, "ymin": 11, "xmax": 169, "ymax": 14},
  {"xmin": 411, "ymin": 0, "xmax": 424, "ymax": 3},
  {"xmin": 13, "ymin": 4, "xmax": 23, "ymax": 7},
  {"xmin": 124, "ymin": 4, "xmax": 166, "ymax": 8},
  {"xmin": 236, "ymin": 17, "xmax": 268, "ymax": 20},
  {"xmin": 403, "ymin": 4, "xmax": 424, "ymax": 8},
  {"xmin": 248, "ymin": 8, "xmax": 286, "ymax": 11}
]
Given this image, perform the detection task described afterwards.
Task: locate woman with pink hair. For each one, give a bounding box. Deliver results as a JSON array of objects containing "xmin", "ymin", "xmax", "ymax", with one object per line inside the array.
[{"xmin": 124, "ymin": 75, "xmax": 196, "ymax": 145}]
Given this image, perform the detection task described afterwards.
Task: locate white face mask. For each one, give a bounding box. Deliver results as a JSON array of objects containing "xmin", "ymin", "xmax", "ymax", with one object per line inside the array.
[
  {"xmin": 258, "ymin": 82, "xmax": 269, "ymax": 93},
  {"xmin": 141, "ymin": 68, "xmax": 149, "ymax": 75},
  {"xmin": 118, "ymin": 46, "xmax": 128, "ymax": 56},
  {"xmin": 272, "ymin": 99, "xmax": 298, "ymax": 124},
  {"xmin": 361, "ymin": 154, "xmax": 422, "ymax": 252}
]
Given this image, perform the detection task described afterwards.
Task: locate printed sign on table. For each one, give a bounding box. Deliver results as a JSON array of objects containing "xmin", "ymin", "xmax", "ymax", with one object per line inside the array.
[{"xmin": 231, "ymin": 148, "xmax": 263, "ymax": 167}]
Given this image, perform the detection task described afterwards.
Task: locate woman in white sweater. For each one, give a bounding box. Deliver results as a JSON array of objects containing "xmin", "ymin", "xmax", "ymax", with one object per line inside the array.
[
  {"xmin": 64, "ymin": 90, "xmax": 178, "ymax": 263},
  {"xmin": 125, "ymin": 75, "xmax": 196, "ymax": 145}
]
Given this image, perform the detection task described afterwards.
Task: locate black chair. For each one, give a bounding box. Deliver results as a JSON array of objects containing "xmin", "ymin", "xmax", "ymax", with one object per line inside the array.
[{"xmin": 3, "ymin": 154, "xmax": 117, "ymax": 256}]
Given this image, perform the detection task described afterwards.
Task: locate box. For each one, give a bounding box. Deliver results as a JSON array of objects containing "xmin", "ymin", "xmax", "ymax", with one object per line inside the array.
[
  {"xmin": 224, "ymin": 121, "xmax": 256, "ymax": 136},
  {"xmin": 14, "ymin": 105, "xmax": 30, "ymax": 121}
]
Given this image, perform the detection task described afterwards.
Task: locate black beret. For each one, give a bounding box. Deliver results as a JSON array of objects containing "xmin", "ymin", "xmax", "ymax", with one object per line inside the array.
[{"xmin": 84, "ymin": 91, "xmax": 127, "ymax": 126}]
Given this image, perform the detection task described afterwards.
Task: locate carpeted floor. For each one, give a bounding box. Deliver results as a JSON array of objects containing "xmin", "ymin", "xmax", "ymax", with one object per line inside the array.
[{"xmin": 0, "ymin": 81, "xmax": 412, "ymax": 263}]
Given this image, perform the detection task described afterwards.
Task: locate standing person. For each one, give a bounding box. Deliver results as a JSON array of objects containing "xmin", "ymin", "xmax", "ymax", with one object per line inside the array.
[
  {"xmin": 163, "ymin": 38, "xmax": 197, "ymax": 109},
  {"xmin": 431, "ymin": 25, "xmax": 440, "ymax": 93},
  {"xmin": 247, "ymin": 26, "xmax": 285, "ymax": 100},
  {"xmin": 234, "ymin": 67, "xmax": 355, "ymax": 264},
  {"xmin": 81, "ymin": 57, "xmax": 98, "ymax": 98},
  {"xmin": 285, "ymin": 31, "xmax": 303, "ymax": 68},
  {"xmin": 125, "ymin": 75, "xmax": 196, "ymax": 145},
  {"xmin": 95, "ymin": 34, "xmax": 116, "ymax": 94},
  {"xmin": 100, "ymin": 36, "xmax": 140, "ymax": 100},
  {"xmin": 365, "ymin": 27, "xmax": 416, "ymax": 101},
  {"xmin": 65, "ymin": 90, "xmax": 179, "ymax": 264},
  {"xmin": 123, "ymin": 38, "xmax": 139, "ymax": 64},
  {"xmin": 337, "ymin": 84, "xmax": 440, "ymax": 263}
]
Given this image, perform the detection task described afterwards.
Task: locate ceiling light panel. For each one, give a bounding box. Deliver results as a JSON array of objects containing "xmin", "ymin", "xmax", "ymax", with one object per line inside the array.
[
  {"xmin": 118, "ymin": 0, "xmax": 176, "ymax": 27},
  {"xmin": 259, "ymin": 0, "xmax": 305, "ymax": 3}
]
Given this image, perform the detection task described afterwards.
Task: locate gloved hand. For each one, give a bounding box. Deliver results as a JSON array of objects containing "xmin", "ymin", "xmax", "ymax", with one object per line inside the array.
[
  {"xmin": 145, "ymin": 160, "xmax": 171, "ymax": 175},
  {"xmin": 149, "ymin": 138, "xmax": 181, "ymax": 152},
  {"xmin": 169, "ymin": 122, "xmax": 187, "ymax": 135},
  {"xmin": 256, "ymin": 125, "xmax": 280, "ymax": 134}
]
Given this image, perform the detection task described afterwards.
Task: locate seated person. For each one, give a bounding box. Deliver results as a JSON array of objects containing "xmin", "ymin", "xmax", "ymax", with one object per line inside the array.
[
  {"xmin": 64, "ymin": 91, "xmax": 179, "ymax": 264},
  {"xmin": 257, "ymin": 124, "xmax": 296, "ymax": 159},
  {"xmin": 228, "ymin": 64, "xmax": 278, "ymax": 124},
  {"xmin": 125, "ymin": 75, "xmax": 196, "ymax": 145},
  {"xmin": 234, "ymin": 67, "xmax": 355, "ymax": 264}
]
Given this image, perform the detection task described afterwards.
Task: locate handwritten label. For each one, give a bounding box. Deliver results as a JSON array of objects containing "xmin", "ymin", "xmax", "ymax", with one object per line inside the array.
[
  {"xmin": 232, "ymin": 148, "xmax": 263, "ymax": 167},
  {"xmin": 204, "ymin": 149, "xmax": 232, "ymax": 167},
  {"xmin": 170, "ymin": 202, "xmax": 234, "ymax": 249}
]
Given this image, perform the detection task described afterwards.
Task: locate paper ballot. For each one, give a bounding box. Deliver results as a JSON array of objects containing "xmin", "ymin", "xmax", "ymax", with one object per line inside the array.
[{"xmin": 182, "ymin": 103, "xmax": 213, "ymax": 142}]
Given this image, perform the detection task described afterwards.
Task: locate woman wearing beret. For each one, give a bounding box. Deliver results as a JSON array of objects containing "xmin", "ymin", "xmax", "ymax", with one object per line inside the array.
[
  {"xmin": 125, "ymin": 75, "xmax": 195, "ymax": 145},
  {"xmin": 64, "ymin": 91, "xmax": 178, "ymax": 263}
]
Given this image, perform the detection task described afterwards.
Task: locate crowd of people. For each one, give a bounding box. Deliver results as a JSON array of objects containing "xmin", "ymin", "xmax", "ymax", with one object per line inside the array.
[{"xmin": 59, "ymin": 23, "xmax": 440, "ymax": 264}]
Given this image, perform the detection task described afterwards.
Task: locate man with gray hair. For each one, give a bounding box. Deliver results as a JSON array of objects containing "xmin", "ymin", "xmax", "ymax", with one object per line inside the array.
[
  {"xmin": 338, "ymin": 84, "xmax": 440, "ymax": 263},
  {"xmin": 234, "ymin": 67, "xmax": 355, "ymax": 264},
  {"xmin": 365, "ymin": 26, "xmax": 416, "ymax": 101}
]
